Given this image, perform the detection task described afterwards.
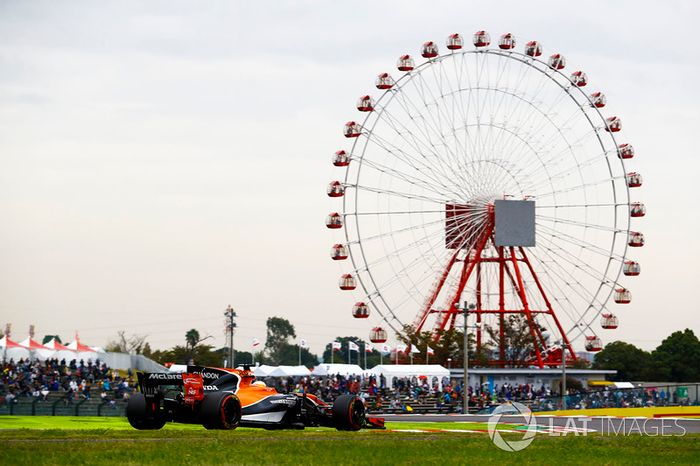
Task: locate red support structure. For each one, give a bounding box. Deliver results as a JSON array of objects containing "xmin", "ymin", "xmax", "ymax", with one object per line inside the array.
[{"xmin": 413, "ymin": 204, "xmax": 576, "ymax": 368}]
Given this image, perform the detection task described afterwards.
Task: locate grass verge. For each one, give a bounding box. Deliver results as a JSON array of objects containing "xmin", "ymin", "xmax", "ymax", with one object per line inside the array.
[{"xmin": 0, "ymin": 416, "xmax": 698, "ymax": 465}]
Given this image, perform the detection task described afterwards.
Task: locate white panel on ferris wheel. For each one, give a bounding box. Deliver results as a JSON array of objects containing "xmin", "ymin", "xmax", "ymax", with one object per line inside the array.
[{"xmin": 494, "ymin": 200, "xmax": 536, "ymax": 247}]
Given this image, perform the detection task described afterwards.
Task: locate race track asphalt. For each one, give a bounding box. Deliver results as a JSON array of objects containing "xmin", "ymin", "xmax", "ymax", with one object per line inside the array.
[{"xmin": 385, "ymin": 414, "xmax": 700, "ymax": 435}]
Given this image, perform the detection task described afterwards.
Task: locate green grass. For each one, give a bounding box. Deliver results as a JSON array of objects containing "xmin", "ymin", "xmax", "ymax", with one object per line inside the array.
[{"xmin": 0, "ymin": 416, "xmax": 698, "ymax": 465}]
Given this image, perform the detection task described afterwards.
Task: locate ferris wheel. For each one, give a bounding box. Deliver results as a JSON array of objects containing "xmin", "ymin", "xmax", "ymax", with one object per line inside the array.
[{"xmin": 325, "ymin": 31, "xmax": 645, "ymax": 367}]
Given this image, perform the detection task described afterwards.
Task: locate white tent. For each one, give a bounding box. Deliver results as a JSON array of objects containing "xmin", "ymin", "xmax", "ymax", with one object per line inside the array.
[
  {"xmin": 66, "ymin": 340, "xmax": 99, "ymax": 362},
  {"xmin": 44, "ymin": 338, "xmax": 78, "ymax": 362},
  {"xmin": 268, "ymin": 365, "xmax": 311, "ymax": 377},
  {"xmin": 312, "ymin": 363, "xmax": 365, "ymax": 376},
  {"xmin": 252, "ymin": 364, "xmax": 277, "ymax": 377},
  {"xmin": 370, "ymin": 364, "xmax": 450, "ymax": 390},
  {"xmin": 18, "ymin": 337, "xmax": 54, "ymax": 361},
  {"xmin": 0, "ymin": 336, "xmax": 31, "ymax": 361}
]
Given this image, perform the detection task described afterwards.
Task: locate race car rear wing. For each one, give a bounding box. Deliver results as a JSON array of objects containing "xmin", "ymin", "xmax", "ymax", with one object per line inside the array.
[
  {"xmin": 136, "ymin": 372, "xmax": 184, "ymax": 396},
  {"xmin": 136, "ymin": 366, "xmax": 241, "ymax": 396}
]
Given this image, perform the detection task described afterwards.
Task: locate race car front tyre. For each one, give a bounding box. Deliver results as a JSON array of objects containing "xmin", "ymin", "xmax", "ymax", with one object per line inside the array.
[
  {"xmin": 127, "ymin": 393, "xmax": 166, "ymax": 430},
  {"xmin": 201, "ymin": 392, "xmax": 242, "ymax": 430},
  {"xmin": 332, "ymin": 394, "xmax": 365, "ymax": 431}
]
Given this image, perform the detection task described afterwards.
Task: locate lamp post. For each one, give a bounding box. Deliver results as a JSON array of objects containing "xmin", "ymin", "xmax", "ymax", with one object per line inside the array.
[
  {"xmin": 459, "ymin": 301, "xmax": 476, "ymax": 414},
  {"xmin": 556, "ymin": 339, "xmax": 567, "ymax": 410},
  {"xmin": 224, "ymin": 305, "xmax": 237, "ymax": 368}
]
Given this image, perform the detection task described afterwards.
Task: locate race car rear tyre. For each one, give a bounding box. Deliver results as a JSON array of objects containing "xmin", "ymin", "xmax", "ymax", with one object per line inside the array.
[
  {"xmin": 332, "ymin": 394, "xmax": 365, "ymax": 431},
  {"xmin": 201, "ymin": 392, "xmax": 241, "ymax": 430},
  {"xmin": 127, "ymin": 393, "xmax": 166, "ymax": 430}
]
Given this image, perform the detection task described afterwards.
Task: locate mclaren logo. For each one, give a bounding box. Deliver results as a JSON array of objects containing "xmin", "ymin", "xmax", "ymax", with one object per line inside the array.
[{"xmin": 148, "ymin": 373, "xmax": 180, "ymax": 380}]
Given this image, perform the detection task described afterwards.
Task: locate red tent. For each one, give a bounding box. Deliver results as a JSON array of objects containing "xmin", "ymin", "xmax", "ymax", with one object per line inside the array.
[
  {"xmin": 0, "ymin": 335, "xmax": 27, "ymax": 348},
  {"xmin": 1, "ymin": 335, "xmax": 31, "ymax": 361},
  {"xmin": 66, "ymin": 339, "xmax": 96, "ymax": 353},
  {"xmin": 44, "ymin": 338, "xmax": 72, "ymax": 351},
  {"xmin": 18, "ymin": 337, "xmax": 50, "ymax": 350}
]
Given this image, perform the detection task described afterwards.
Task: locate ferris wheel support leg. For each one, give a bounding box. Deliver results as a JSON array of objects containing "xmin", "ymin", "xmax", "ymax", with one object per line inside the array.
[
  {"xmin": 414, "ymin": 249, "xmax": 461, "ymax": 333},
  {"xmin": 518, "ymin": 247, "xmax": 577, "ymax": 363},
  {"xmin": 501, "ymin": 250, "xmax": 550, "ymax": 365},
  {"xmin": 437, "ymin": 223, "xmax": 493, "ymax": 334},
  {"xmin": 498, "ymin": 247, "xmax": 506, "ymax": 364},
  {"xmin": 508, "ymin": 247, "xmax": 544, "ymax": 368}
]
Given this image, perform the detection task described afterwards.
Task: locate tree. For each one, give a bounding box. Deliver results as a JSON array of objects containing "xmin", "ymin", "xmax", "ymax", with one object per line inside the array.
[
  {"xmin": 105, "ymin": 330, "xmax": 149, "ymax": 354},
  {"xmin": 181, "ymin": 329, "xmax": 212, "ymax": 364},
  {"xmin": 396, "ymin": 327, "xmax": 474, "ymax": 367},
  {"xmin": 592, "ymin": 341, "xmax": 653, "ymax": 381},
  {"xmin": 274, "ymin": 343, "xmax": 319, "ymax": 366},
  {"xmin": 651, "ymin": 329, "xmax": 700, "ymax": 382},
  {"xmin": 485, "ymin": 315, "xmax": 542, "ymax": 367},
  {"xmin": 265, "ymin": 317, "xmax": 296, "ymax": 364},
  {"xmin": 142, "ymin": 342, "xmax": 153, "ymax": 358},
  {"xmin": 42, "ymin": 335, "xmax": 62, "ymax": 344},
  {"xmin": 149, "ymin": 344, "xmax": 227, "ymax": 367}
]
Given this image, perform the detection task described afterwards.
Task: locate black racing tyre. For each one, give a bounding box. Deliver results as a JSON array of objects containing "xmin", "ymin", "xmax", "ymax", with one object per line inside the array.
[
  {"xmin": 200, "ymin": 392, "xmax": 241, "ymax": 430},
  {"xmin": 332, "ymin": 394, "xmax": 365, "ymax": 431},
  {"xmin": 126, "ymin": 393, "xmax": 166, "ymax": 430}
]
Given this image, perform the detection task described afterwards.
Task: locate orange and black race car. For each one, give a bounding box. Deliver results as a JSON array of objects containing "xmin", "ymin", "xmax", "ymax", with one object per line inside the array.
[{"xmin": 126, "ymin": 365, "xmax": 384, "ymax": 431}]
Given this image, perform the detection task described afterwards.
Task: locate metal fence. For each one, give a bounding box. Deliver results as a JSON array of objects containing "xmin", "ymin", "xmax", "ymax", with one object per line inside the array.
[
  {"xmin": 529, "ymin": 383, "xmax": 700, "ymax": 412},
  {"xmin": 0, "ymin": 391, "xmax": 127, "ymax": 417}
]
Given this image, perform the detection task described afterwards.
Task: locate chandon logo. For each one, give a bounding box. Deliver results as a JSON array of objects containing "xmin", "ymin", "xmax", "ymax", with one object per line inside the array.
[{"xmin": 189, "ymin": 371, "xmax": 221, "ymax": 380}]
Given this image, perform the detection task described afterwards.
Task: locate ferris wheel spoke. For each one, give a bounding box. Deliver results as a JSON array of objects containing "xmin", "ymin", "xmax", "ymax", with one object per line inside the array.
[
  {"xmin": 349, "ymin": 226, "xmax": 456, "ymax": 275},
  {"xmin": 352, "ymin": 210, "xmax": 488, "ymax": 292},
  {"xmin": 536, "ymin": 213, "xmax": 622, "ymax": 233},
  {"xmin": 351, "ymin": 183, "xmax": 453, "ymax": 205},
  {"xmin": 388, "ymin": 77, "xmax": 462, "ymax": 165},
  {"xmin": 536, "ymin": 222, "xmax": 624, "ymax": 261},
  {"xmin": 525, "ymin": 248, "xmax": 593, "ymax": 323},
  {"xmin": 536, "ymin": 203, "xmax": 623, "ymax": 209},
  {"xmin": 535, "ymin": 177, "xmax": 618, "ymax": 199},
  {"xmin": 362, "ymin": 121, "xmax": 468, "ymax": 197},
  {"xmin": 347, "ymin": 215, "xmax": 449, "ymax": 245},
  {"xmin": 527, "ymin": 148, "xmax": 613, "ymax": 188},
  {"xmin": 435, "ymin": 58, "xmax": 484, "ymax": 186},
  {"xmin": 529, "ymin": 245, "xmax": 611, "ymax": 321},
  {"xmin": 535, "ymin": 233, "xmax": 618, "ymax": 287},
  {"xmin": 358, "ymin": 152, "xmax": 469, "ymax": 200}
]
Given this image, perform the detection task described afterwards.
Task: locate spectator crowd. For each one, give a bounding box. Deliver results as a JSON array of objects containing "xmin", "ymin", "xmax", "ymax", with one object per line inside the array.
[
  {"xmin": 2, "ymin": 359, "xmax": 696, "ymax": 413},
  {"xmin": 0, "ymin": 358, "xmax": 135, "ymax": 407}
]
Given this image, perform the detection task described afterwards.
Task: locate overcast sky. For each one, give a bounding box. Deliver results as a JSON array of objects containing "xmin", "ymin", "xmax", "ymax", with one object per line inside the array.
[{"xmin": 1, "ymin": 0, "xmax": 698, "ymax": 355}]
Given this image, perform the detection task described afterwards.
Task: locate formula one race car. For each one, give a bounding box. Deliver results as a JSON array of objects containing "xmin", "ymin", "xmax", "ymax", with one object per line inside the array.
[{"xmin": 126, "ymin": 365, "xmax": 384, "ymax": 431}]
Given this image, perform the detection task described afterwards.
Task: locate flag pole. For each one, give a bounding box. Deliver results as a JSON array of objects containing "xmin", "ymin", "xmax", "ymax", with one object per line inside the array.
[
  {"xmin": 348, "ymin": 343, "xmax": 351, "ymax": 365},
  {"xmin": 363, "ymin": 343, "xmax": 367, "ymax": 369}
]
